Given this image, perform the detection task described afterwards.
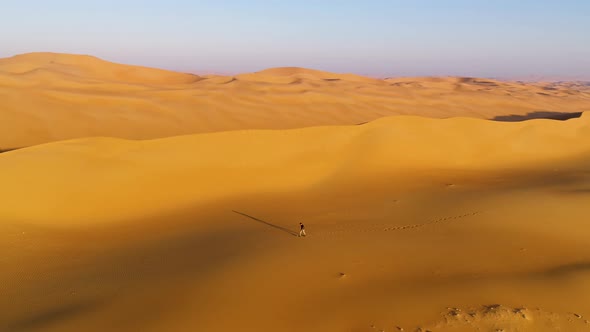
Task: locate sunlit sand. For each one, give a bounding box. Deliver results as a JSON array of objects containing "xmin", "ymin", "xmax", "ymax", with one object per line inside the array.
[{"xmin": 1, "ymin": 53, "xmax": 590, "ymax": 331}]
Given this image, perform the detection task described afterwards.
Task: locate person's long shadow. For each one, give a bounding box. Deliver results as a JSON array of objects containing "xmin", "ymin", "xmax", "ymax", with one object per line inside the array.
[{"xmin": 232, "ymin": 210, "xmax": 298, "ymax": 237}]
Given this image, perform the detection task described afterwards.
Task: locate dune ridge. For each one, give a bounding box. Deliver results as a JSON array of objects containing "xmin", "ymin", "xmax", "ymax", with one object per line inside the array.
[
  {"xmin": 1, "ymin": 114, "xmax": 590, "ymax": 331},
  {"xmin": 1, "ymin": 52, "xmax": 589, "ymax": 148},
  {"xmin": 2, "ymin": 112, "xmax": 589, "ymax": 224}
]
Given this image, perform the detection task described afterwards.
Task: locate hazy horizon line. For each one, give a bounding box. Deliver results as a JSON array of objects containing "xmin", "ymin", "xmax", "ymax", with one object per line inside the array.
[{"xmin": 2, "ymin": 51, "xmax": 590, "ymax": 83}]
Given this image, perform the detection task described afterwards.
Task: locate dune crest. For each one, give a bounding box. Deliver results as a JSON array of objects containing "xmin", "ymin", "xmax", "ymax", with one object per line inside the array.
[{"xmin": 1, "ymin": 113, "xmax": 589, "ymax": 224}]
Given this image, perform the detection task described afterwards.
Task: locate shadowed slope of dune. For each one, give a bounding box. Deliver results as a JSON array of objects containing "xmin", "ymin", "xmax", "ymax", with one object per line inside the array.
[
  {"xmin": 1, "ymin": 53, "xmax": 590, "ymax": 148},
  {"xmin": 1, "ymin": 114, "xmax": 590, "ymax": 331},
  {"xmin": 492, "ymin": 111, "xmax": 583, "ymax": 121}
]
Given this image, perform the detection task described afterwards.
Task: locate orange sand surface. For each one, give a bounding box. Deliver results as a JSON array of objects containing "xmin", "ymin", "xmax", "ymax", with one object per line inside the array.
[{"xmin": 2, "ymin": 110, "xmax": 590, "ymax": 331}]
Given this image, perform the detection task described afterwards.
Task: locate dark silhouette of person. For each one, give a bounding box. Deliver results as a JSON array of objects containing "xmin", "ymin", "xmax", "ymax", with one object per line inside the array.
[{"xmin": 299, "ymin": 222, "xmax": 306, "ymax": 237}]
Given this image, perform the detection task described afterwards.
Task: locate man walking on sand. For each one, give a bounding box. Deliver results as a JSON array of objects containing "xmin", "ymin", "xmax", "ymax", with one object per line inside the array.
[{"xmin": 299, "ymin": 222, "xmax": 306, "ymax": 237}]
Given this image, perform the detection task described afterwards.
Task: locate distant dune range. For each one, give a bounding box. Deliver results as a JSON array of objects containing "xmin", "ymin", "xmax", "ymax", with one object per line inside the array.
[{"xmin": 1, "ymin": 52, "xmax": 589, "ymax": 148}]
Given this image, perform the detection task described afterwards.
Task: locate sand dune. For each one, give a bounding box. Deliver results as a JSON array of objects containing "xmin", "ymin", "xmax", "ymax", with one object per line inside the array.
[
  {"xmin": 0, "ymin": 52, "xmax": 200, "ymax": 84},
  {"xmin": 1, "ymin": 113, "xmax": 590, "ymax": 331},
  {"xmin": 1, "ymin": 52, "xmax": 589, "ymax": 148}
]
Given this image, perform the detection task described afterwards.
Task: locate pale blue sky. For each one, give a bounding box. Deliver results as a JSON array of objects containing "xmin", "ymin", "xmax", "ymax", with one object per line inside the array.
[{"xmin": 2, "ymin": 0, "xmax": 589, "ymax": 78}]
